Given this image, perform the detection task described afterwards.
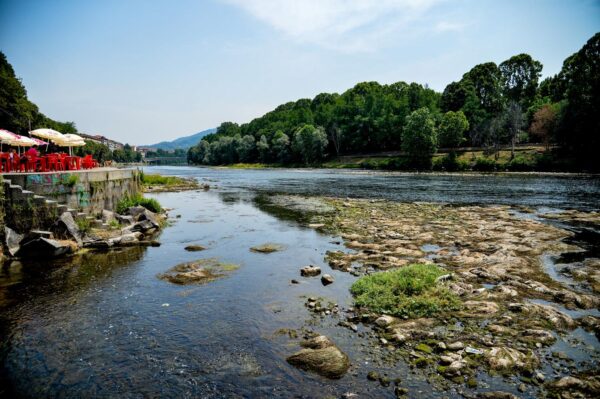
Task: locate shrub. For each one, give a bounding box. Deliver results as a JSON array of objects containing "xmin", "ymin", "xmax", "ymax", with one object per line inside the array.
[
  {"xmin": 472, "ymin": 157, "xmax": 497, "ymax": 172},
  {"xmin": 505, "ymin": 154, "xmax": 537, "ymax": 171},
  {"xmin": 65, "ymin": 174, "xmax": 79, "ymax": 187},
  {"xmin": 76, "ymin": 218, "xmax": 92, "ymax": 233},
  {"xmin": 141, "ymin": 173, "xmax": 182, "ymax": 186},
  {"xmin": 350, "ymin": 264, "xmax": 462, "ymax": 318},
  {"xmin": 116, "ymin": 194, "xmax": 162, "ymax": 214},
  {"xmin": 433, "ymin": 153, "xmax": 469, "ymax": 172}
]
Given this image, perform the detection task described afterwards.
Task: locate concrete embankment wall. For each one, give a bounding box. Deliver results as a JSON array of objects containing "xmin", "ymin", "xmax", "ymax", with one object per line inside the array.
[{"xmin": 1, "ymin": 168, "xmax": 141, "ymax": 233}]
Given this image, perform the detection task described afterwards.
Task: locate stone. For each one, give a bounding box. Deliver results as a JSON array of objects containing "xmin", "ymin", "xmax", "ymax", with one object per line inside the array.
[
  {"xmin": 53, "ymin": 212, "xmax": 82, "ymax": 246},
  {"xmin": 102, "ymin": 209, "xmax": 116, "ymax": 223},
  {"xmin": 250, "ymin": 243, "xmax": 285, "ymax": 253},
  {"xmin": 321, "ymin": 274, "xmax": 334, "ymax": 285},
  {"xmin": 286, "ymin": 335, "xmax": 350, "ymax": 379},
  {"xmin": 394, "ymin": 387, "xmax": 408, "ymax": 397},
  {"xmin": 367, "ymin": 371, "xmax": 379, "ymax": 381},
  {"xmin": 138, "ymin": 209, "xmax": 160, "ymax": 228},
  {"xmin": 464, "ymin": 300, "xmax": 500, "ymax": 316},
  {"xmin": 300, "ymin": 265, "xmax": 321, "ymax": 277},
  {"xmin": 185, "ymin": 245, "xmax": 206, "ymax": 252},
  {"xmin": 116, "ymin": 214, "xmax": 134, "ymax": 226},
  {"xmin": 17, "ymin": 238, "xmax": 75, "ymax": 258},
  {"xmin": 291, "ymin": 279, "xmax": 299, "ymax": 284},
  {"xmin": 127, "ymin": 205, "xmax": 147, "ymax": 220},
  {"xmin": 447, "ymin": 341, "xmax": 465, "ymax": 351},
  {"xmin": 5, "ymin": 226, "xmax": 23, "ymax": 256},
  {"xmin": 375, "ymin": 315, "xmax": 396, "ymax": 328},
  {"xmin": 485, "ymin": 347, "xmax": 537, "ymax": 371},
  {"xmin": 476, "ymin": 392, "xmax": 519, "ymax": 399},
  {"xmin": 158, "ymin": 258, "xmax": 238, "ymax": 285}
]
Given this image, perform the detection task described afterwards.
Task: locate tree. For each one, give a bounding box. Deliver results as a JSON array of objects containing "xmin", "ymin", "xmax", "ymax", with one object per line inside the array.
[
  {"xmin": 438, "ymin": 111, "xmax": 469, "ymax": 150},
  {"xmin": 256, "ymin": 135, "xmax": 270, "ymax": 162},
  {"xmin": 463, "ymin": 62, "xmax": 504, "ymax": 114},
  {"xmin": 236, "ymin": 135, "xmax": 256, "ymax": 162},
  {"xmin": 530, "ymin": 104, "xmax": 558, "ymax": 150},
  {"xmin": 271, "ymin": 130, "xmax": 290, "ymax": 163},
  {"xmin": 291, "ymin": 124, "xmax": 328, "ymax": 165},
  {"xmin": 504, "ymin": 101, "xmax": 524, "ymax": 159},
  {"xmin": 401, "ymin": 108, "xmax": 437, "ymax": 167},
  {"xmin": 499, "ymin": 54, "xmax": 543, "ymax": 108}
]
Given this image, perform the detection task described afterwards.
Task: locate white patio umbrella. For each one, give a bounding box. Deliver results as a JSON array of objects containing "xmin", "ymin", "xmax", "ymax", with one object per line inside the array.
[
  {"xmin": 30, "ymin": 128, "xmax": 65, "ymax": 142},
  {"xmin": 54, "ymin": 137, "xmax": 86, "ymax": 155},
  {"xmin": 8, "ymin": 135, "xmax": 38, "ymax": 155},
  {"xmin": 0, "ymin": 129, "xmax": 20, "ymax": 151}
]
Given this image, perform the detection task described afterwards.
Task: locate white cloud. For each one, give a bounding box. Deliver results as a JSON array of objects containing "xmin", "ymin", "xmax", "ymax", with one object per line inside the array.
[
  {"xmin": 223, "ymin": 0, "xmax": 450, "ymax": 52},
  {"xmin": 434, "ymin": 21, "xmax": 465, "ymax": 32}
]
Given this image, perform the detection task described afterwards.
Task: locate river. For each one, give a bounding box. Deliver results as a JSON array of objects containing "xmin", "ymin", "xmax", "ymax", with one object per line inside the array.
[{"xmin": 0, "ymin": 166, "xmax": 598, "ymax": 398}]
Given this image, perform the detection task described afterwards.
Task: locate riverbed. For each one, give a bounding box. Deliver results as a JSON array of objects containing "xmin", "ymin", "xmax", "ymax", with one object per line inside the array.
[{"xmin": 1, "ymin": 166, "xmax": 599, "ymax": 398}]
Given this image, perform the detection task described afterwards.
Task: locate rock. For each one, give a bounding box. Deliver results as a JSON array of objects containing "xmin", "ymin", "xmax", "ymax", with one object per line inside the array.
[
  {"xmin": 439, "ymin": 356, "xmax": 454, "ymax": 365},
  {"xmin": 464, "ymin": 300, "xmax": 500, "ymax": 316},
  {"xmin": 394, "ymin": 386, "xmax": 408, "ymax": 397},
  {"xmin": 436, "ymin": 342, "xmax": 447, "ymax": 351},
  {"xmin": 443, "ymin": 360, "xmax": 466, "ymax": 377},
  {"xmin": 321, "ymin": 274, "xmax": 334, "ymax": 285},
  {"xmin": 485, "ymin": 347, "xmax": 538, "ymax": 371},
  {"xmin": 4, "ymin": 226, "xmax": 23, "ymax": 256},
  {"xmin": 185, "ymin": 245, "xmax": 206, "ymax": 252},
  {"xmin": 138, "ymin": 209, "xmax": 160, "ymax": 228},
  {"xmin": 522, "ymin": 329, "xmax": 556, "ymax": 345},
  {"xmin": 158, "ymin": 258, "xmax": 238, "ymax": 285},
  {"xmin": 518, "ymin": 383, "xmax": 526, "ymax": 392},
  {"xmin": 300, "ymin": 265, "xmax": 321, "ymax": 277},
  {"xmin": 128, "ymin": 220, "xmax": 156, "ymax": 234},
  {"xmin": 286, "ymin": 335, "xmax": 350, "ymax": 379},
  {"xmin": 291, "ymin": 279, "xmax": 299, "ymax": 284},
  {"xmin": 435, "ymin": 273, "xmax": 453, "ymax": 283},
  {"xmin": 465, "ymin": 346, "xmax": 483, "ymax": 355},
  {"xmin": 53, "ymin": 212, "xmax": 82, "ymax": 246},
  {"xmin": 535, "ymin": 372, "xmax": 545, "ymax": 382},
  {"xmin": 116, "ymin": 214, "xmax": 134, "ymax": 226},
  {"xmin": 17, "ymin": 238, "xmax": 75, "ymax": 258},
  {"xmin": 250, "ymin": 243, "xmax": 285, "ymax": 253},
  {"xmin": 415, "ymin": 343, "xmax": 433, "ymax": 354},
  {"xmin": 375, "ymin": 315, "xmax": 396, "ymax": 328},
  {"xmin": 447, "ymin": 341, "xmax": 465, "ymax": 351},
  {"xmin": 367, "ymin": 371, "xmax": 379, "ymax": 381},
  {"xmin": 102, "ymin": 209, "xmax": 116, "ymax": 223},
  {"xmin": 127, "ymin": 205, "xmax": 147, "ymax": 220},
  {"xmin": 476, "ymin": 392, "xmax": 519, "ymax": 399}
]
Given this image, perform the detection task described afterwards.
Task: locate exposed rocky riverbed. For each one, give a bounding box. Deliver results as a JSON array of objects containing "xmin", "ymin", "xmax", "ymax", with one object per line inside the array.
[{"xmin": 258, "ymin": 194, "xmax": 600, "ymax": 398}]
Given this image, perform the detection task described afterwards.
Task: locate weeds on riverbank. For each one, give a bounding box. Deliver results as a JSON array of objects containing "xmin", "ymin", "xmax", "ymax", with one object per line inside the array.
[
  {"xmin": 350, "ymin": 264, "xmax": 461, "ymax": 318},
  {"xmin": 116, "ymin": 194, "xmax": 162, "ymax": 214}
]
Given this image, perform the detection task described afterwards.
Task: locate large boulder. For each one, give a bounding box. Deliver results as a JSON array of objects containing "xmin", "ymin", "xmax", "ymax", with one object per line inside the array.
[
  {"xmin": 102, "ymin": 209, "xmax": 116, "ymax": 223},
  {"xmin": 127, "ymin": 206, "xmax": 147, "ymax": 220},
  {"xmin": 17, "ymin": 238, "xmax": 75, "ymax": 258},
  {"xmin": 138, "ymin": 208, "xmax": 160, "ymax": 228},
  {"xmin": 4, "ymin": 227, "xmax": 23, "ymax": 256},
  {"xmin": 116, "ymin": 214, "xmax": 135, "ymax": 226},
  {"xmin": 300, "ymin": 265, "xmax": 321, "ymax": 277},
  {"xmin": 53, "ymin": 212, "xmax": 83, "ymax": 246},
  {"xmin": 286, "ymin": 335, "xmax": 350, "ymax": 379}
]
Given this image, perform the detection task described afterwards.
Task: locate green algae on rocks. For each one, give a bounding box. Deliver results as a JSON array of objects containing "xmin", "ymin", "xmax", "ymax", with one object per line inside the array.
[{"xmin": 158, "ymin": 258, "xmax": 239, "ymax": 285}]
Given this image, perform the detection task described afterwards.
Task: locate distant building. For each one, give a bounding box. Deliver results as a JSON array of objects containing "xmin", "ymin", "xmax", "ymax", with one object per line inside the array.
[
  {"xmin": 135, "ymin": 146, "xmax": 154, "ymax": 158},
  {"xmin": 79, "ymin": 133, "xmax": 124, "ymax": 151}
]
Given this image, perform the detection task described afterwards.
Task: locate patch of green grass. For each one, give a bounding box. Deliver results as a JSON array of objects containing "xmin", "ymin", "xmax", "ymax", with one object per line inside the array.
[
  {"xmin": 116, "ymin": 194, "xmax": 162, "ymax": 214},
  {"xmin": 65, "ymin": 174, "xmax": 79, "ymax": 187},
  {"xmin": 141, "ymin": 173, "xmax": 186, "ymax": 186},
  {"xmin": 227, "ymin": 163, "xmax": 270, "ymax": 169},
  {"xmin": 76, "ymin": 218, "xmax": 92, "ymax": 233},
  {"xmin": 108, "ymin": 219, "xmax": 120, "ymax": 230},
  {"xmin": 350, "ymin": 264, "xmax": 462, "ymax": 318}
]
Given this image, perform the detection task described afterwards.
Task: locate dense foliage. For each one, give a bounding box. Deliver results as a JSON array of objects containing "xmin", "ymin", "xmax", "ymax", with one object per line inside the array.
[{"xmin": 189, "ymin": 32, "xmax": 600, "ymax": 171}]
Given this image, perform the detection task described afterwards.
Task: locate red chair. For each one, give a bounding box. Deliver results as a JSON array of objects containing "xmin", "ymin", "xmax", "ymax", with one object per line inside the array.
[{"xmin": 82, "ymin": 155, "xmax": 98, "ymax": 169}]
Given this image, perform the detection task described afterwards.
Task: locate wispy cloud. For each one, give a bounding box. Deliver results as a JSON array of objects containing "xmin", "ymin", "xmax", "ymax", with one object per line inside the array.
[
  {"xmin": 223, "ymin": 0, "xmax": 454, "ymax": 52},
  {"xmin": 434, "ymin": 21, "xmax": 465, "ymax": 32}
]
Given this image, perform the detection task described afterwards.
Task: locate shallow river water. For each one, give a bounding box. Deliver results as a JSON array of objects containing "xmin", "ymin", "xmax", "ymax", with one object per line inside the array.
[{"xmin": 1, "ymin": 167, "xmax": 599, "ymax": 398}]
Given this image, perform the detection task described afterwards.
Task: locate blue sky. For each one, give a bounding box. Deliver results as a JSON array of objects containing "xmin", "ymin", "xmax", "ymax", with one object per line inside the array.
[{"xmin": 1, "ymin": 0, "xmax": 598, "ymax": 145}]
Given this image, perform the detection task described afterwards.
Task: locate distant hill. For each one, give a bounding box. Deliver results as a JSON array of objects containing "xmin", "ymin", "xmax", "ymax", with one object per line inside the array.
[{"xmin": 143, "ymin": 128, "xmax": 216, "ymax": 150}]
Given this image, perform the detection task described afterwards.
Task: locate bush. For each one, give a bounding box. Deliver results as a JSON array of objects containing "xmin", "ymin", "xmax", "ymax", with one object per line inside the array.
[
  {"xmin": 117, "ymin": 194, "xmax": 162, "ymax": 214},
  {"xmin": 505, "ymin": 154, "xmax": 537, "ymax": 171},
  {"xmin": 433, "ymin": 153, "xmax": 469, "ymax": 172},
  {"xmin": 472, "ymin": 157, "xmax": 497, "ymax": 172},
  {"xmin": 141, "ymin": 173, "xmax": 183, "ymax": 186},
  {"xmin": 350, "ymin": 264, "xmax": 462, "ymax": 318}
]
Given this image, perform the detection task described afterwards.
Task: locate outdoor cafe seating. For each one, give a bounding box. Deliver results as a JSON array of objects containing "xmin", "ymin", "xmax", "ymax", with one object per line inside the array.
[{"xmin": 0, "ymin": 129, "xmax": 100, "ymax": 173}]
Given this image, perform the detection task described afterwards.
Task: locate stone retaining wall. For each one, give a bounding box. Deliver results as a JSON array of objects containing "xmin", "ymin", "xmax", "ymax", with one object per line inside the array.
[{"xmin": 4, "ymin": 168, "xmax": 141, "ymax": 218}]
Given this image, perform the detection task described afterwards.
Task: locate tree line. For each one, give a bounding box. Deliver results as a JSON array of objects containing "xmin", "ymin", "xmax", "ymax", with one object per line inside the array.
[{"xmin": 188, "ymin": 32, "xmax": 599, "ymax": 171}]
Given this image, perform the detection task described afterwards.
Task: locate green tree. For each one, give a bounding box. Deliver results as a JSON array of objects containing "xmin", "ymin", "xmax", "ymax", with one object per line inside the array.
[
  {"xmin": 256, "ymin": 135, "xmax": 270, "ymax": 162},
  {"xmin": 271, "ymin": 130, "xmax": 290, "ymax": 163},
  {"xmin": 401, "ymin": 108, "xmax": 437, "ymax": 167},
  {"xmin": 463, "ymin": 62, "xmax": 504, "ymax": 115},
  {"xmin": 499, "ymin": 54, "xmax": 543, "ymax": 108},
  {"xmin": 236, "ymin": 135, "xmax": 256, "ymax": 162},
  {"xmin": 438, "ymin": 111, "xmax": 469, "ymax": 150},
  {"xmin": 291, "ymin": 124, "xmax": 328, "ymax": 165}
]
